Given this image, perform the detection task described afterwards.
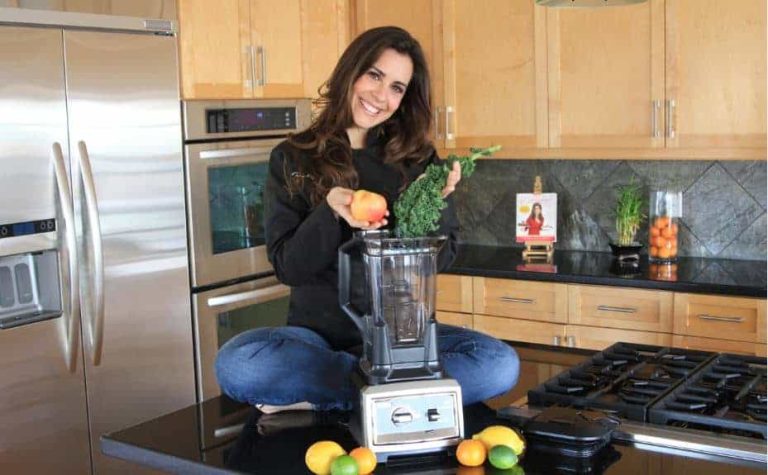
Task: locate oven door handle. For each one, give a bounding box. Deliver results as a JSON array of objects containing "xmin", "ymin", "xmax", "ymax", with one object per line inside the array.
[
  {"xmin": 207, "ymin": 283, "xmax": 290, "ymax": 308},
  {"xmin": 200, "ymin": 147, "xmax": 274, "ymax": 161}
]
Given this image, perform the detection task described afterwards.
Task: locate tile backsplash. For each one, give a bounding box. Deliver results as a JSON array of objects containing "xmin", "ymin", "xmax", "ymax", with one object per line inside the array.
[{"xmin": 453, "ymin": 159, "xmax": 767, "ymax": 261}]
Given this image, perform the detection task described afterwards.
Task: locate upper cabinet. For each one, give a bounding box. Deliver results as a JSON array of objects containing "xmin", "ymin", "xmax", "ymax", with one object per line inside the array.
[
  {"xmin": 442, "ymin": 0, "xmax": 547, "ymax": 150},
  {"xmin": 178, "ymin": 0, "xmax": 349, "ymax": 99},
  {"xmin": 546, "ymin": 0, "xmax": 664, "ymax": 149},
  {"xmin": 665, "ymin": 0, "xmax": 766, "ymax": 152}
]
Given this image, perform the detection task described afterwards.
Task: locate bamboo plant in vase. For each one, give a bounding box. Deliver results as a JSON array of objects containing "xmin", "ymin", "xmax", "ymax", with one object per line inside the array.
[{"xmin": 610, "ymin": 180, "xmax": 646, "ymax": 263}]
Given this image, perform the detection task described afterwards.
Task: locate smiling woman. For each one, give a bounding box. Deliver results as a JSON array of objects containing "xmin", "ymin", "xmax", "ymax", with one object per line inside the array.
[{"xmin": 214, "ymin": 26, "xmax": 520, "ymax": 414}]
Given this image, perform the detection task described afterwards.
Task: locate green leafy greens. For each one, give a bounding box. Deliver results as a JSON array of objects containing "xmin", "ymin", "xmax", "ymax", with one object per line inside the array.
[{"xmin": 393, "ymin": 145, "xmax": 501, "ymax": 238}]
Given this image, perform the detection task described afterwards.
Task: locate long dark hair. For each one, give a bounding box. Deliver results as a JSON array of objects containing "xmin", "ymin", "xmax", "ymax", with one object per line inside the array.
[
  {"xmin": 528, "ymin": 203, "xmax": 544, "ymax": 222},
  {"xmin": 287, "ymin": 26, "xmax": 433, "ymax": 206}
]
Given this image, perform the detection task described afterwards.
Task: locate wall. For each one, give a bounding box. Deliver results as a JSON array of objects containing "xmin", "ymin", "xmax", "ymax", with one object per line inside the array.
[{"xmin": 453, "ymin": 160, "xmax": 767, "ymax": 261}]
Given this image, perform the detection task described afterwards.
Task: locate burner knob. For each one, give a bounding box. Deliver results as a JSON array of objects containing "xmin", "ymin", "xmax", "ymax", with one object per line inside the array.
[{"xmin": 427, "ymin": 408, "xmax": 441, "ymax": 422}]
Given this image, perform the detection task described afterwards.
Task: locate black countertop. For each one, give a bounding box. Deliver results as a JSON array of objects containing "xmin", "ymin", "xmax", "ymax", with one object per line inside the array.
[
  {"xmin": 102, "ymin": 344, "xmax": 766, "ymax": 474},
  {"xmin": 448, "ymin": 245, "xmax": 767, "ymax": 298}
]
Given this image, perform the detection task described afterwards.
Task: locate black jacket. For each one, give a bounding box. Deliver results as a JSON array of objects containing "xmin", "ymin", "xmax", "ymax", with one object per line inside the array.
[{"xmin": 264, "ymin": 132, "xmax": 459, "ymax": 350}]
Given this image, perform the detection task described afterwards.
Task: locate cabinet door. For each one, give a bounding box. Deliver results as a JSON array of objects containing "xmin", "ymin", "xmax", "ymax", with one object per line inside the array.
[
  {"xmin": 672, "ymin": 335, "xmax": 767, "ymax": 358},
  {"xmin": 568, "ymin": 284, "xmax": 673, "ymax": 333},
  {"xmin": 250, "ymin": 0, "xmax": 305, "ymax": 98},
  {"xmin": 178, "ymin": 0, "xmax": 252, "ymax": 99},
  {"xmin": 567, "ymin": 326, "xmax": 672, "ymax": 351},
  {"xmin": 474, "ymin": 315, "xmax": 566, "ymax": 347},
  {"xmin": 300, "ymin": 0, "xmax": 350, "ymax": 100},
  {"xmin": 354, "ymin": 0, "xmax": 444, "ymax": 144},
  {"xmin": 436, "ymin": 274, "xmax": 473, "ymax": 313},
  {"xmin": 546, "ymin": 0, "xmax": 665, "ymax": 148},
  {"xmin": 442, "ymin": 0, "xmax": 547, "ymax": 150},
  {"xmin": 666, "ymin": 0, "xmax": 766, "ymax": 152},
  {"xmin": 436, "ymin": 310, "xmax": 473, "ymax": 329}
]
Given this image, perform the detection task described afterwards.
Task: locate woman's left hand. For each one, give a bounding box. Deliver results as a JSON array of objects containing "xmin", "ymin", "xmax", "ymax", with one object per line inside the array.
[{"xmin": 441, "ymin": 161, "xmax": 462, "ymax": 198}]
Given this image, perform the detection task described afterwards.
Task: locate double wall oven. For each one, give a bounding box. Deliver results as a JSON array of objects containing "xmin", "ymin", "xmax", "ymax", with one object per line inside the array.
[{"xmin": 183, "ymin": 99, "xmax": 312, "ymax": 402}]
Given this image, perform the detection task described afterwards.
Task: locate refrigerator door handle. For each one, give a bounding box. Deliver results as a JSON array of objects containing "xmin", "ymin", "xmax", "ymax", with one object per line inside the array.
[
  {"xmin": 52, "ymin": 142, "xmax": 81, "ymax": 373},
  {"xmin": 76, "ymin": 140, "xmax": 105, "ymax": 366}
]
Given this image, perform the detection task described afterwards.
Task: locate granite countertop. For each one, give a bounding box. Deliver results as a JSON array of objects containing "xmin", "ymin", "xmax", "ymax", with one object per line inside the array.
[
  {"xmin": 101, "ymin": 345, "xmax": 766, "ymax": 474},
  {"xmin": 448, "ymin": 245, "xmax": 767, "ymax": 298}
]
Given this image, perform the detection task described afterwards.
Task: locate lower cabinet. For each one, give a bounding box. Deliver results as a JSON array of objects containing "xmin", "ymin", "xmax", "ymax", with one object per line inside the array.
[{"xmin": 436, "ymin": 273, "xmax": 767, "ymax": 354}]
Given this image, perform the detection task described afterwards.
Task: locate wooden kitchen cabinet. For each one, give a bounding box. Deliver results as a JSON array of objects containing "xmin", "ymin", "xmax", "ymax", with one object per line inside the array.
[
  {"xmin": 672, "ymin": 335, "xmax": 767, "ymax": 357},
  {"xmin": 473, "ymin": 278, "xmax": 568, "ymax": 324},
  {"xmin": 436, "ymin": 274, "xmax": 473, "ymax": 313},
  {"xmin": 568, "ymin": 284, "xmax": 673, "ymax": 333},
  {"xmin": 440, "ymin": 0, "xmax": 547, "ymax": 150},
  {"xmin": 178, "ymin": 0, "xmax": 349, "ymax": 99},
  {"xmin": 436, "ymin": 310, "xmax": 473, "ymax": 329},
  {"xmin": 665, "ymin": 0, "xmax": 766, "ymax": 152},
  {"xmin": 673, "ymin": 293, "xmax": 766, "ymax": 344},
  {"xmin": 546, "ymin": 0, "xmax": 665, "ymax": 150},
  {"xmin": 566, "ymin": 325, "xmax": 672, "ymax": 351},
  {"xmin": 353, "ymin": 0, "xmax": 445, "ymax": 145},
  {"xmin": 474, "ymin": 315, "xmax": 566, "ymax": 347}
]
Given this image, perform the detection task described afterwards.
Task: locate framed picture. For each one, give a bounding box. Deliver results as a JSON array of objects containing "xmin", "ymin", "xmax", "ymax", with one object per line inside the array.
[{"xmin": 516, "ymin": 193, "xmax": 557, "ymax": 243}]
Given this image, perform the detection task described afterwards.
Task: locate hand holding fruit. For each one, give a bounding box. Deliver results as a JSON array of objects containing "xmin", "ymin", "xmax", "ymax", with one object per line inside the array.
[{"xmin": 327, "ymin": 187, "xmax": 388, "ymax": 230}]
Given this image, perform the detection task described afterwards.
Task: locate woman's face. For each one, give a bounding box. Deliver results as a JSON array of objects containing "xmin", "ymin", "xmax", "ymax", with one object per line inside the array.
[
  {"xmin": 533, "ymin": 205, "xmax": 542, "ymax": 217},
  {"xmin": 349, "ymin": 48, "xmax": 413, "ymax": 131}
]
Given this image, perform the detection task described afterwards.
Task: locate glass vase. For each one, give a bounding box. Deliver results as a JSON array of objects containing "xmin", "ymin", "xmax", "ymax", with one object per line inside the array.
[{"xmin": 649, "ymin": 191, "xmax": 682, "ymax": 263}]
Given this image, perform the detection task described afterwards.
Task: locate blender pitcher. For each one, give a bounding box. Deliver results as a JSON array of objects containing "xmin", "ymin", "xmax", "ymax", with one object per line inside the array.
[{"xmin": 339, "ymin": 230, "xmax": 445, "ymax": 385}]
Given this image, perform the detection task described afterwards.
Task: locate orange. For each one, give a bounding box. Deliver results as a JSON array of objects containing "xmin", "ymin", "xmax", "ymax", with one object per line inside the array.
[
  {"xmin": 456, "ymin": 439, "xmax": 487, "ymax": 467},
  {"xmin": 649, "ymin": 246, "xmax": 658, "ymax": 257},
  {"xmin": 658, "ymin": 247, "xmax": 671, "ymax": 259},
  {"xmin": 654, "ymin": 216, "xmax": 670, "ymax": 229},
  {"xmin": 663, "ymin": 239, "xmax": 673, "ymax": 250},
  {"xmin": 349, "ymin": 447, "xmax": 377, "ymax": 475},
  {"xmin": 650, "ymin": 226, "xmax": 660, "ymax": 237},
  {"xmin": 661, "ymin": 227, "xmax": 673, "ymax": 238},
  {"xmin": 655, "ymin": 236, "xmax": 667, "ymax": 248}
]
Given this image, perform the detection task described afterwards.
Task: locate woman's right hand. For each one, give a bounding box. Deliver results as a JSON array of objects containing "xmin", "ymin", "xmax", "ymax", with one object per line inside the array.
[{"xmin": 326, "ymin": 186, "xmax": 388, "ymax": 230}]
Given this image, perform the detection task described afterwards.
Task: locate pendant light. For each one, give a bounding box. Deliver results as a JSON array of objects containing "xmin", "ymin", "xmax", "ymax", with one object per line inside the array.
[{"xmin": 536, "ymin": 0, "xmax": 648, "ymax": 7}]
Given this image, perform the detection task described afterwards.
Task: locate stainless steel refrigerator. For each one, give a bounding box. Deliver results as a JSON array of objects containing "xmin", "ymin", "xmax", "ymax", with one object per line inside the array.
[{"xmin": 0, "ymin": 10, "xmax": 195, "ymax": 474}]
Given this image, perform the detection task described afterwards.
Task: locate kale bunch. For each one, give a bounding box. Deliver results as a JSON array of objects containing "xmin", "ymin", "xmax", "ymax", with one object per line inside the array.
[{"xmin": 393, "ymin": 145, "xmax": 501, "ymax": 238}]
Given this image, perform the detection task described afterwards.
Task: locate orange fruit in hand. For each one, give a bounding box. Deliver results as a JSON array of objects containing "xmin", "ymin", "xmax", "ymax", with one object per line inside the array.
[
  {"xmin": 456, "ymin": 439, "xmax": 487, "ymax": 467},
  {"xmin": 349, "ymin": 447, "xmax": 377, "ymax": 475}
]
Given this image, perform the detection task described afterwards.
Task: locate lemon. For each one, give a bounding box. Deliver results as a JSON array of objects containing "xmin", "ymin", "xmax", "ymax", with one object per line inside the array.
[
  {"xmin": 472, "ymin": 425, "xmax": 526, "ymax": 455},
  {"xmin": 305, "ymin": 440, "xmax": 347, "ymax": 475}
]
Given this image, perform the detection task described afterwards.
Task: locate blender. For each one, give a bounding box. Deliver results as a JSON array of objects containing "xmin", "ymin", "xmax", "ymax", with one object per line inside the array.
[{"xmin": 338, "ymin": 230, "xmax": 464, "ymax": 462}]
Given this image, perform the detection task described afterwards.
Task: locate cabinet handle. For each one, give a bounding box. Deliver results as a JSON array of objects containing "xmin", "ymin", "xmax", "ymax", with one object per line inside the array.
[
  {"xmin": 553, "ymin": 335, "xmax": 562, "ymax": 346},
  {"xmin": 434, "ymin": 106, "xmax": 443, "ymax": 139},
  {"xmin": 597, "ymin": 305, "xmax": 637, "ymax": 314},
  {"xmin": 257, "ymin": 46, "xmax": 266, "ymax": 86},
  {"xmin": 445, "ymin": 106, "xmax": 454, "ymax": 140},
  {"xmin": 666, "ymin": 99, "xmax": 676, "ymax": 139},
  {"xmin": 500, "ymin": 296, "xmax": 535, "ymax": 304},
  {"xmin": 697, "ymin": 314, "xmax": 744, "ymax": 324},
  {"xmin": 566, "ymin": 335, "xmax": 575, "ymax": 347},
  {"xmin": 244, "ymin": 45, "xmax": 255, "ymax": 90},
  {"xmin": 651, "ymin": 100, "xmax": 661, "ymax": 138}
]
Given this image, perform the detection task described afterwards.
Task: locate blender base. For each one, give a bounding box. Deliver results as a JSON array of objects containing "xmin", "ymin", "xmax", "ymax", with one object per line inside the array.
[{"xmin": 351, "ymin": 378, "xmax": 464, "ymax": 463}]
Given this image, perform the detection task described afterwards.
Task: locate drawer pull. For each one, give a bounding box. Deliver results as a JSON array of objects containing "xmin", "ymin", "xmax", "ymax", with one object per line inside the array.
[
  {"xmin": 597, "ymin": 305, "xmax": 637, "ymax": 314},
  {"xmin": 697, "ymin": 314, "xmax": 744, "ymax": 323},
  {"xmin": 500, "ymin": 296, "xmax": 535, "ymax": 304}
]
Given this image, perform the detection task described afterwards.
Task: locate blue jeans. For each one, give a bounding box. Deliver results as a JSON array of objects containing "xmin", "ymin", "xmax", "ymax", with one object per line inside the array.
[{"xmin": 215, "ymin": 324, "xmax": 520, "ymax": 411}]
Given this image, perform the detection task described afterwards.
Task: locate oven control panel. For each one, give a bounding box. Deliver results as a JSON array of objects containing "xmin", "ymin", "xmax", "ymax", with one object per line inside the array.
[{"xmin": 206, "ymin": 107, "xmax": 296, "ymax": 134}]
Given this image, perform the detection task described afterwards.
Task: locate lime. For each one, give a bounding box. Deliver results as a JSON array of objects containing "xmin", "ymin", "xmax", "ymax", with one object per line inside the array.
[
  {"xmin": 305, "ymin": 440, "xmax": 346, "ymax": 475},
  {"xmin": 488, "ymin": 444, "xmax": 518, "ymax": 470},
  {"xmin": 330, "ymin": 454, "xmax": 359, "ymax": 475}
]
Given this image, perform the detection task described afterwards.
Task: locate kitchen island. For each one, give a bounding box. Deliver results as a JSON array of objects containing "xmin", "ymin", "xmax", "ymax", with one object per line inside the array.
[{"xmin": 102, "ymin": 344, "xmax": 766, "ymax": 474}]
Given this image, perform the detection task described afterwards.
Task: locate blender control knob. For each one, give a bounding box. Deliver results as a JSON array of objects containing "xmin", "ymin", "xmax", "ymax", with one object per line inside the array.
[
  {"xmin": 427, "ymin": 408, "xmax": 440, "ymax": 422},
  {"xmin": 391, "ymin": 407, "xmax": 413, "ymax": 424}
]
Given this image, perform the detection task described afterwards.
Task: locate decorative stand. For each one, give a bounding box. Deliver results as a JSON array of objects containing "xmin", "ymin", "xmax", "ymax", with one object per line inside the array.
[{"xmin": 522, "ymin": 176, "xmax": 554, "ymax": 261}]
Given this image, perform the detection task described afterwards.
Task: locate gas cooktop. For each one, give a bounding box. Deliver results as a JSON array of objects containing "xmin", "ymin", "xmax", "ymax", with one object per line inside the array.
[{"xmin": 515, "ymin": 342, "xmax": 766, "ymax": 462}]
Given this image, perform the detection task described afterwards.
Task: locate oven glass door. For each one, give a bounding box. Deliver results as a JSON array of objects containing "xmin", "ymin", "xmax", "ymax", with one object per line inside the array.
[
  {"xmin": 193, "ymin": 275, "xmax": 290, "ymax": 402},
  {"xmin": 186, "ymin": 138, "xmax": 283, "ymax": 288}
]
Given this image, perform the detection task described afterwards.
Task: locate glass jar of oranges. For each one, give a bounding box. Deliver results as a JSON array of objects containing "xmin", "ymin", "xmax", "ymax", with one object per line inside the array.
[{"xmin": 649, "ymin": 191, "xmax": 682, "ymax": 263}]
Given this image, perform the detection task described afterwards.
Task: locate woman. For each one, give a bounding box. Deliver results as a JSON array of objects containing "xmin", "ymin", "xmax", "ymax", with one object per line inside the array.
[
  {"xmin": 525, "ymin": 203, "xmax": 544, "ymax": 236},
  {"xmin": 215, "ymin": 26, "xmax": 519, "ymax": 413}
]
